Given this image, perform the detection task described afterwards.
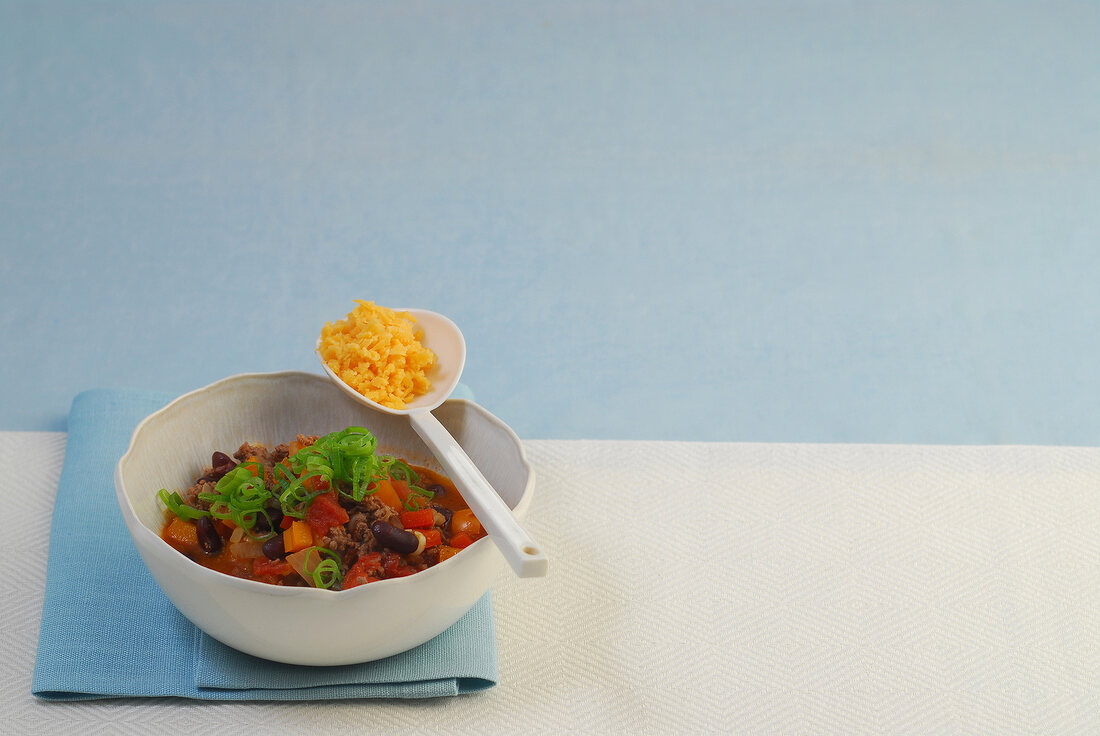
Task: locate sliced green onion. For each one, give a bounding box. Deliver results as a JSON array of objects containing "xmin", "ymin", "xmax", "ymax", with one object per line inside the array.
[
  {"xmin": 157, "ymin": 489, "xmax": 208, "ymax": 521},
  {"xmin": 302, "ymin": 546, "xmax": 343, "ymax": 589},
  {"xmin": 382, "ymin": 456, "xmax": 417, "ymax": 484},
  {"xmin": 196, "ymin": 462, "xmax": 275, "ymax": 537},
  {"xmin": 204, "ymin": 498, "xmax": 232, "ymax": 521},
  {"xmin": 279, "ymin": 426, "xmax": 436, "ymax": 517},
  {"xmin": 279, "ymin": 482, "xmax": 323, "ymax": 519},
  {"xmin": 237, "ymin": 509, "xmax": 276, "ymax": 541},
  {"xmin": 377, "ymin": 455, "xmax": 433, "ymax": 509},
  {"xmin": 285, "ymin": 427, "xmax": 382, "ymax": 504}
]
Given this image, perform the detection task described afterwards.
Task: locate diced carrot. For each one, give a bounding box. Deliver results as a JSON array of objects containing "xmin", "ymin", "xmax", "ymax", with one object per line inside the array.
[
  {"xmin": 392, "ymin": 479, "xmax": 411, "ymax": 503},
  {"xmin": 244, "ymin": 456, "xmax": 262, "ymax": 476},
  {"xmin": 283, "ymin": 520, "xmax": 313, "ymax": 553},
  {"xmin": 421, "ymin": 528, "xmax": 442, "ymax": 548},
  {"xmin": 392, "ymin": 480, "xmax": 429, "ymax": 510},
  {"xmin": 450, "ymin": 532, "xmax": 474, "ymax": 549},
  {"xmin": 288, "ymin": 436, "xmax": 316, "ymax": 456},
  {"xmin": 400, "ymin": 509, "xmax": 435, "ymax": 529},
  {"xmin": 270, "ymin": 459, "xmax": 293, "ymax": 486},
  {"xmin": 164, "ymin": 517, "xmax": 199, "ymax": 553},
  {"xmin": 371, "ymin": 479, "xmax": 404, "ymax": 511}
]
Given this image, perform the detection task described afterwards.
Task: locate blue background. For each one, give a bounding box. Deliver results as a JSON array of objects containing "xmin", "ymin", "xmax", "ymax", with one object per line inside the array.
[{"xmin": 2, "ymin": 1, "xmax": 1099, "ymax": 443}]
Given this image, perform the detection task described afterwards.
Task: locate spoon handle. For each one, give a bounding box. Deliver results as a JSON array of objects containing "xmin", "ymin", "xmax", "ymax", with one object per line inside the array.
[{"xmin": 410, "ymin": 411, "xmax": 549, "ymax": 578}]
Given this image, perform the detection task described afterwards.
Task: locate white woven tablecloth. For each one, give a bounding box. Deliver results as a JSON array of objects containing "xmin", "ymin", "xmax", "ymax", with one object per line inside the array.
[{"xmin": 4, "ymin": 432, "xmax": 1099, "ymax": 734}]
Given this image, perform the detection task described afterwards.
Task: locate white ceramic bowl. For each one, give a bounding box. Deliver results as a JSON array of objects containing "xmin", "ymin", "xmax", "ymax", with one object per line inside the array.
[{"xmin": 115, "ymin": 371, "xmax": 534, "ymax": 666}]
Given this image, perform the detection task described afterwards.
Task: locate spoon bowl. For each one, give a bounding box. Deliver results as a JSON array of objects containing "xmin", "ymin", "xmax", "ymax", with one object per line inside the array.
[
  {"xmin": 318, "ymin": 309, "xmax": 467, "ymax": 414},
  {"xmin": 318, "ymin": 308, "xmax": 549, "ymax": 578}
]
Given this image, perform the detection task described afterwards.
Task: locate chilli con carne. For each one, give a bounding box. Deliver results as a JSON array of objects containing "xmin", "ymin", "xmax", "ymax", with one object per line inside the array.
[{"xmin": 157, "ymin": 427, "xmax": 485, "ymax": 589}]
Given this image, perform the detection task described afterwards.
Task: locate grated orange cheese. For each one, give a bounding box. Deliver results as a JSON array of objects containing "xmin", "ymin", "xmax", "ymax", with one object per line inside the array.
[{"xmin": 319, "ymin": 301, "xmax": 435, "ymax": 409}]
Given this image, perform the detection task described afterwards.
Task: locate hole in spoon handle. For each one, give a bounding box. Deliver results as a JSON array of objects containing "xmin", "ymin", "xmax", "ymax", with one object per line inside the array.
[{"xmin": 409, "ymin": 411, "xmax": 548, "ymax": 578}]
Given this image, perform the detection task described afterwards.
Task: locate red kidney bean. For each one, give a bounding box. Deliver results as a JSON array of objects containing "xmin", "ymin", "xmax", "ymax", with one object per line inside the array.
[
  {"xmin": 427, "ymin": 483, "xmax": 446, "ymax": 498},
  {"xmin": 199, "ymin": 451, "xmax": 237, "ymax": 482},
  {"xmin": 371, "ymin": 521, "xmax": 418, "ymax": 554},
  {"xmin": 252, "ymin": 507, "xmax": 282, "ymax": 535},
  {"xmin": 211, "ymin": 451, "xmax": 235, "ymax": 471},
  {"xmin": 196, "ymin": 516, "xmax": 223, "ymax": 554},
  {"xmin": 262, "ymin": 535, "xmax": 285, "ymax": 560}
]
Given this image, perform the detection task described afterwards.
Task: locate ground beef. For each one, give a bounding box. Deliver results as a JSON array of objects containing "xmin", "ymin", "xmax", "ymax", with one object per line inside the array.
[
  {"xmin": 421, "ymin": 547, "xmax": 441, "ymax": 567},
  {"xmin": 234, "ymin": 442, "xmax": 271, "ymax": 464},
  {"xmin": 322, "ymin": 514, "xmax": 378, "ymax": 571},
  {"xmin": 321, "ymin": 527, "xmax": 361, "ymax": 565},
  {"xmin": 231, "ymin": 442, "xmax": 274, "ymax": 482},
  {"xmin": 272, "ymin": 434, "xmax": 319, "ymax": 463},
  {"xmin": 342, "ymin": 495, "xmax": 401, "ymax": 527},
  {"xmin": 183, "ymin": 479, "xmax": 218, "ymax": 510},
  {"xmin": 430, "ymin": 505, "xmax": 451, "ymax": 528},
  {"xmin": 346, "ymin": 512, "xmax": 373, "ymax": 543}
]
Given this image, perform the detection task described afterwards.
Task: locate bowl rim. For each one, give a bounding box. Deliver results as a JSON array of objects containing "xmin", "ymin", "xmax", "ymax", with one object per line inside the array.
[{"xmin": 115, "ymin": 370, "xmax": 534, "ymax": 599}]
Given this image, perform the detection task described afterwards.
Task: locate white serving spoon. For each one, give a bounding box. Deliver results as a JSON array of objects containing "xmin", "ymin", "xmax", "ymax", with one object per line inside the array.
[{"xmin": 318, "ymin": 309, "xmax": 549, "ymax": 578}]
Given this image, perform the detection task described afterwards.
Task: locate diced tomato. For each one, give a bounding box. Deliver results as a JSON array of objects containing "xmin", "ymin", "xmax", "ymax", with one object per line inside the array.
[
  {"xmin": 253, "ymin": 558, "xmax": 293, "ymax": 577},
  {"xmin": 343, "ymin": 552, "xmax": 383, "ymax": 589},
  {"xmin": 381, "ymin": 551, "xmax": 416, "ymax": 578},
  {"xmin": 303, "ymin": 474, "xmax": 330, "ymax": 492},
  {"xmin": 280, "ymin": 515, "xmax": 293, "ymax": 530},
  {"xmin": 305, "ymin": 492, "xmax": 349, "ymax": 537},
  {"xmin": 400, "ymin": 509, "xmax": 435, "ymax": 529},
  {"xmin": 450, "ymin": 532, "xmax": 474, "ymax": 549}
]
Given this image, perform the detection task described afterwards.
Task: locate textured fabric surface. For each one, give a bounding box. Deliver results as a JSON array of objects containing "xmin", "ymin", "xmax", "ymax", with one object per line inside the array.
[
  {"xmin": 29, "ymin": 388, "xmax": 496, "ymax": 702},
  {"xmin": 8, "ymin": 433, "xmax": 1100, "ymax": 733}
]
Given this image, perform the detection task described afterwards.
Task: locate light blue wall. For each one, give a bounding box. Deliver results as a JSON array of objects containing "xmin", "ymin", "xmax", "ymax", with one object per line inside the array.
[{"xmin": 3, "ymin": 1, "xmax": 1099, "ymax": 443}]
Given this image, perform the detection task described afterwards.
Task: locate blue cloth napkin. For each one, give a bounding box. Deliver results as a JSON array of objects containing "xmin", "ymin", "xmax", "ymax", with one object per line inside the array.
[{"xmin": 32, "ymin": 384, "xmax": 497, "ymax": 701}]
